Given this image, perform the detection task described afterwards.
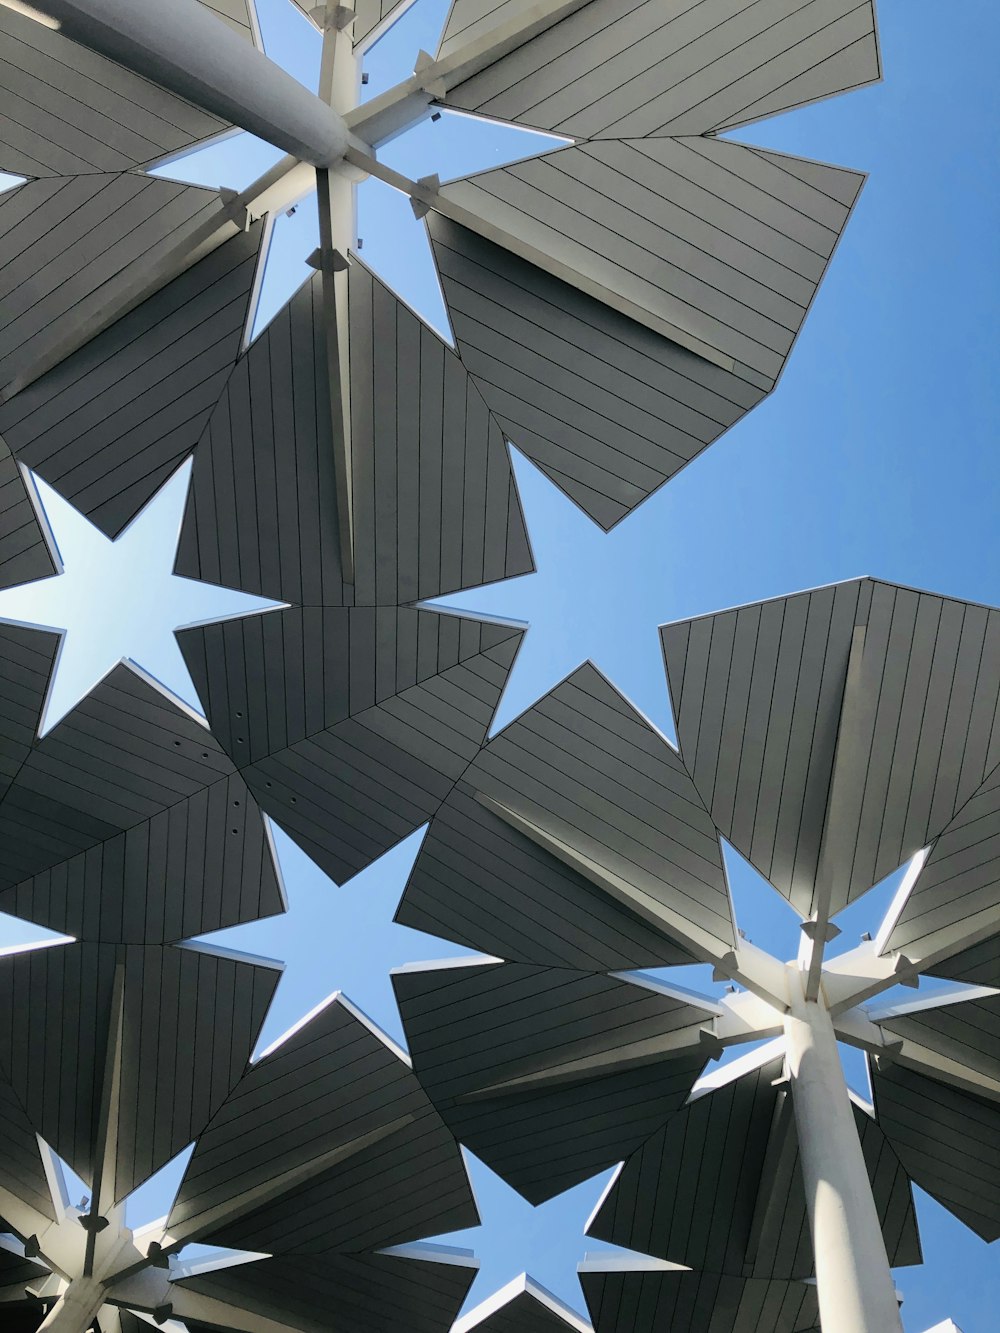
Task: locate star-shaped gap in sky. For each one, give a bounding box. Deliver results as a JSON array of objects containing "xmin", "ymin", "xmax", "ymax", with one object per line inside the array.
[
  {"xmin": 422, "ymin": 447, "xmax": 681, "ymax": 740},
  {"xmin": 0, "ymin": 461, "xmax": 284, "ymax": 736},
  {"xmin": 149, "ymin": 0, "xmax": 567, "ymax": 345},
  {"xmin": 189, "ymin": 821, "xmax": 488, "ymax": 1054},
  {"xmin": 417, "ymin": 1154, "xmax": 678, "ymax": 1321}
]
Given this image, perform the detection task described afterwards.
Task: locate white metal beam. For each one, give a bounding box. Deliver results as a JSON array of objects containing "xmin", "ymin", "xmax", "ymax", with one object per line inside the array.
[
  {"xmin": 474, "ymin": 792, "xmax": 790, "ymax": 1011},
  {"xmin": 27, "ymin": 0, "xmax": 358, "ymax": 166}
]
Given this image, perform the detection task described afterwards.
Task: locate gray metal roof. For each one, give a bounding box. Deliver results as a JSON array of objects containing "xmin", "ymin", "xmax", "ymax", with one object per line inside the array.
[
  {"xmin": 0, "ymin": 664, "xmax": 285, "ymax": 945},
  {"xmin": 0, "ymin": 222, "xmax": 265, "ymax": 536},
  {"xmin": 662, "ymin": 578, "xmax": 1000, "ymax": 918},
  {"xmin": 395, "ymin": 957, "xmax": 713, "ymax": 1204},
  {"xmin": 439, "ymin": 0, "xmax": 880, "ymax": 137},
  {"xmin": 579, "ymin": 1268, "xmax": 820, "ymax": 1333},
  {"xmin": 586, "ymin": 1056, "xmax": 920, "ymax": 1279}
]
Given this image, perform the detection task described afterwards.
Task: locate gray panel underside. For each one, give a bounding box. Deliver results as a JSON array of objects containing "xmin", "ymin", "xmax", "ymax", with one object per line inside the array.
[{"xmin": 396, "ymin": 960, "xmax": 709, "ymax": 1204}]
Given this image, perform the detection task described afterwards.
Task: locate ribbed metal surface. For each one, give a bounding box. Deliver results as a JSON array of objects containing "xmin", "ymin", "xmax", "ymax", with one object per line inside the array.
[
  {"xmin": 883, "ymin": 763, "xmax": 1000, "ymax": 969},
  {"xmin": 197, "ymin": 0, "xmax": 258, "ymax": 41},
  {"xmin": 170, "ymin": 995, "xmax": 477, "ymax": 1249},
  {"xmin": 0, "ymin": 666, "xmax": 234, "ymax": 892},
  {"xmin": 396, "ymin": 960, "xmax": 710, "ymax": 1204},
  {"xmin": 353, "ymin": 0, "xmax": 416, "ymax": 46},
  {"xmin": 0, "ymin": 435, "xmax": 55, "ymax": 590},
  {"xmin": 459, "ymin": 1287, "xmax": 588, "ymax": 1332},
  {"xmin": 0, "ymin": 1068, "xmax": 57, "ymax": 1222},
  {"xmin": 399, "ymin": 664, "xmax": 731, "ymax": 968},
  {"xmin": 0, "ymin": 173, "xmax": 229, "ymax": 396},
  {"xmin": 349, "ymin": 259, "xmax": 534, "ymax": 603},
  {"xmin": 581, "ymin": 1269, "xmax": 820, "ymax": 1333},
  {"xmin": 442, "ymin": 0, "xmax": 879, "ymax": 137},
  {"xmin": 181, "ymin": 607, "xmax": 521, "ymax": 884},
  {"xmin": 0, "ymin": 941, "xmax": 277, "ymax": 1199},
  {"xmin": 872, "ymin": 1063, "xmax": 1000, "ymax": 1242},
  {"xmin": 0, "ymin": 771, "xmax": 285, "ymax": 945},
  {"xmin": 588, "ymin": 1059, "xmax": 920, "ymax": 1279},
  {"xmin": 0, "ymin": 4, "xmax": 231, "ymax": 177},
  {"xmin": 180, "ymin": 1251, "xmax": 476, "ymax": 1333},
  {"xmin": 0, "ymin": 222, "xmax": 264, "ymax": 537},
  {"xmin": 427, "ymin": 214, "xmax": 764, "ymax": 529},
  {"xmin": 880, "ymin": 994, "xmax": 1000, "ymax": 1088},
  {"xmin": 439, "ymin": 140, "xmax": 863, "ymax": 390},
  {"xmin": 663, "ymin": 579, "xmax": 1000, "ymax": 916}
]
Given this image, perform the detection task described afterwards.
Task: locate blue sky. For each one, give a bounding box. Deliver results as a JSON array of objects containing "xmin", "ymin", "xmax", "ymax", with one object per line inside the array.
[{"xmin": 0, "ymin": 0, "xmax": 997, "ymax": 1327}]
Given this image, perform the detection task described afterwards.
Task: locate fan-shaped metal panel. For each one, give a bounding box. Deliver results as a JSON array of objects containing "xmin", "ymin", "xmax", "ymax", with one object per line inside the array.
[
  {"xmin": 872, "ymin": 1062, "xmax": 1000, "ymax": 1242},
  {"xmin": 396, "ymin": 960, "xmax": 711, "ymax": 1204},
  {"xmin": 0, "ymin": 222, "xmax": 264, "ymax": 537},
  {"xmin": 662, "ymin": 579, "xmax": 1000, "ymax": 916},
  {"xmin": 398, "ymin": 664, "xmax": 731, "ymax": 969},
  {"xmin": 580, "ymin": 1268, "xmax": 820, "ymax": 1333},
  {"xmin": 440, "ymin": 0, "xmax": 879, "ymax": 138}
]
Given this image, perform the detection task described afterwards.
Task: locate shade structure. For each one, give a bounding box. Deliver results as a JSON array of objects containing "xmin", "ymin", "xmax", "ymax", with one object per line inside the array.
[
  {"xmin": 0, "ymin": 987, "xmax": 480, "ymax": 1332},
  {"xmin": 3, "ymin": 2, "xmax": 988, "ymax": 1331},
  {"xmin": 394, "ymin": 578, "xmax": 1000, "ymax": 1331}
]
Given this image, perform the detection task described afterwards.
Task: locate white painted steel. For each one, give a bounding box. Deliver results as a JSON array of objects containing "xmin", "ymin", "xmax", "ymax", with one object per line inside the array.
[
  {"xmin": 29, "ymin": 0, "xmax": 355, "ymax": 166},
  {"xmin": 784, "ymin": 969, "xmax": 904, "ymax": 1333}
]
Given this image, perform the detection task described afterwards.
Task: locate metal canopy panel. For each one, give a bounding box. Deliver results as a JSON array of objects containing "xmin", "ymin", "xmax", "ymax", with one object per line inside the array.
[
  {"xmin": 353, "ymin": 0, "xmax": 418, "ymax": 46},
  {"xmin": 662, "ymin": 579, "xmax": 1000, "ymax": 916},
  {"xmin": 0, "ymin": 660, "xmax": 285, "ymax": 944},
  {"xmin": 0, "ymin": 173, "xmax": 231, "ymax": 397},
  {"xmin": 437, "ymin": 139, "xmax": 864, "ymax": 390},
  {"xmin": 441, "ymin": 0, "xmax": 880, "ymax": 138},
  {"xmin": 0, "ymin": 623, "xmax": 58, "ymax": 804},
  {"xmin": 427, "ymin": 213, "xmax": 765, "ymax": 530},
  {"xmin": 925, "ymin": 935, "xmax": 1000, "ymax": 987},
  {"xmin": 0, "ymin": 770, "xmax": 284, "ymax": 945},
  {"xmin": 0, "ymin": 4, "xmax": 232, "ymax": 178},
  {"xmin": 395, "ymin": 960, "xmax": 710, "ymax": 1204},
  {"xmin": 0, "ymin": 667, "xmax": 228, "ymax": 887},
  {"xmin": 0, "ymin": 1068, "xmax": 58, "ymax": 1223},
  {"xmin": 197, "ymin": 0, "xmax": 260, "ymax": 43},
  {"xmin": 178, "ymin": 263, "xmax": 531, "ymax": 608},
  {"xmin": 0, "ymin": 941, "xmax": 277, "ymax": 1200},
  {"xmin": 581, "ymin": 1269, "xmax": 820, "ymax": 1333},
  {"xmin": 0, "ymin": 434, "xmax": 55, "ymax": 590},
  {"xmin": 0, "ymin": 221, "xmax": 265, "ymax": 537},
  {"xmin": 872, "ymin": 1062, "xmax": 1000, "ymax": 1242},
  {"xmin": 171, "ymin": 253, "xmax": 531, "ymax": 884},
  {"xmin": 169, "ymin": 995, "xmax": 477, "ymax": 1250},
  {"xmin": 181, "ymin": 608, "xmax": 520, "ymax": 884},
  {"xmin": 398, "ymin": 664, "xmax": 731, "ymax": 968},
  {"xmin": 587, "ymin": 1058, "xmax": 920, "ymax": 1280},
  {"xmin": 348, "ymin": 260, "xmax": 533, "ymax": 604},
  {"xmin": 180, "ymin": 1250, "xmax": 476, "ymax": 1333},
  {"xmin": 880, "ymin": 994, "xmax": 1000, "ymax": 1087},
  {"xmin": 882, "ymin": 763, "xmax": 1000, "ymax": 970}
]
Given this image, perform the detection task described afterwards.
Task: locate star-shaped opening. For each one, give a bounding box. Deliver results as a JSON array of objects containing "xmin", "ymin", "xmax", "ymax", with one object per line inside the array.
[
  {"xmin": 418, "ymin": 1154, "xmax": 673, "ymax": 1322},
  {"xmin": 188, "ymin": 820, "xmax": 490, "ymax": 1053},
  {"xmin": 0, "ymin": 462, "xmax": 284, "ymax": 736}
]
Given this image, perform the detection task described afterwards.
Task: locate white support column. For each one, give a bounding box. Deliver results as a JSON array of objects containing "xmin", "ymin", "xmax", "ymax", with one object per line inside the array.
[
  {"xmin": 28, "ymin": 0, "xmax": 357, "ymax": 167},
  {"xmin": 313, "ymin": 1, "xmax": 362, "ymax": 583},
  {"xmin": 784, "ymin": 969, "xmax": 903, "ymax": 1333},
  {"xmin": 36, "ymin": 1277, "xmax": 106, "ymax": 1333}
]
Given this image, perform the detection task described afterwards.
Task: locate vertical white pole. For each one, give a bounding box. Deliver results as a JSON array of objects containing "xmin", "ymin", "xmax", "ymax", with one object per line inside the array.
[{"xmin": 784, "ymin": 971, "xmax": 904, "ymax": 1333}]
